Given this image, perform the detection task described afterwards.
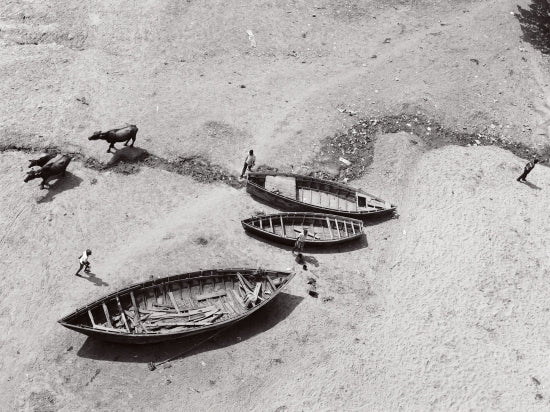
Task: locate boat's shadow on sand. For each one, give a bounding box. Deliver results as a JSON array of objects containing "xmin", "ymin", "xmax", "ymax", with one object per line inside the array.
[
  {"xmin": 76, "ymin": 292, "xmax": 303, "ymax": 363},
  {"xmin": 244, "ymin": 231, "xmax": 369, "ymax": 254}
]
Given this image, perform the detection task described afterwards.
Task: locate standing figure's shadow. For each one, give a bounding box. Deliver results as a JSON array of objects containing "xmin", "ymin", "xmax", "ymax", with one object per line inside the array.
[
  {"xmin": 520, "ymin": 180, "xmax": 542, "ymax": 190},
  {"xmin": 75, "ymin": 272, "xmax": 109, "ymax": 287},
  {"xmin": 294, "ymin": 253, "xmax": 319, "ymax": 269}
]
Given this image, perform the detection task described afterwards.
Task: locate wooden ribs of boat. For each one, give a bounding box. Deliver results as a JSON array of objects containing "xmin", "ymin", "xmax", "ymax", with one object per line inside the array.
[
  {"xmin": 241, "ymin": 212, "xmax": 364, "ymax": 246},
  {"xmin": 246, "ymin": 172, "xmax": 396, "ymax": 218},
  {"xmin": 58, "ymin": 268, "xmax": 295, "ymax": 344}
]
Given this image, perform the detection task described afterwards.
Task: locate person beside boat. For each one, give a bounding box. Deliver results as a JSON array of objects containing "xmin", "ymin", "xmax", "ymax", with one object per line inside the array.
[
  {"xmin": 517, "ymin": 158, "xmax": 538, "ymax": 182},
  {"xmin": 240, "ymin": 149, "xmax": 256, "ymax": 178},
  {"xmin": 293, "ymin": 228, "xmax": 308, "ymax": 255},
  {"xmin": 75, "ymin": 249, "xmax": 92, "ymax": 276}
]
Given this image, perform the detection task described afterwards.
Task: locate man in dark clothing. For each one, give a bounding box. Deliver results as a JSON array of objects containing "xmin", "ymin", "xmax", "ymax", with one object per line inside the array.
[{"xmin": 517, "ymin": 158, "xmax": 539, "ymax": 182}]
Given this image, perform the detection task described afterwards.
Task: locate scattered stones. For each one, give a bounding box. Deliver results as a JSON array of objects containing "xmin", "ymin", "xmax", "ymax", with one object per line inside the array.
[
  {"xmin": 306, "ymin": 277, "xmax": 318, "ymax": 297},
  {"xmin": 76, "ymin": 97, "xmax": 89, "ymax": 105},
  {"xmin": 194, "ymin": 237, "xmax": 209, "ymax": 246},
  {"xmin": 338, "ymin": 108, "xmax": 358, "ymax": 116},
  {"xmin": 322, "ymin": 296, "xmax": 334, "ymax": 302}
]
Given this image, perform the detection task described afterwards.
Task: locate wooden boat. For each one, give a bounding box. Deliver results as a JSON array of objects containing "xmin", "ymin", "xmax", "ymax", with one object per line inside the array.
[
  {"xmin": 242, "ymin": 212, "xmax": 364, "ymax": 246},
  {"xmin": 246, "ymin": 172, "xmax": 396, "ymax": 218},
  {"xmin": 58, "ymin": 268, "xmax": 295, "ymax": 344}
]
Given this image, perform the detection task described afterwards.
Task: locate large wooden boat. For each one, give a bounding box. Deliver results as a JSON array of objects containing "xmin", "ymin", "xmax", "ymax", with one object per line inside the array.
[
  {"xmin": 242, "ymin": 212, "xmax": 364, "ymax": 246},
  {"xmin": 59, "ymin": 268, "xmax": 295, "ymax": 344},
  {"xmin": 246, "ymin": 172, "xmax": 395, "ymax": 218}
]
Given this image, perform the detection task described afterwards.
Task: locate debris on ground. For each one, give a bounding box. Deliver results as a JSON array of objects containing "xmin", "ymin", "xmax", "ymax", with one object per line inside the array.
[
  {"xmin": 338, "ymin": 107, "xmax": 358, "ymax": 116},
  {"xmin": 339, "ymin": 157, "xmax": 351, "ymax": 166},
  {"xmin": 246, "ymin": 30, "xmax": 256, "ymax": 48},
  {"xmin": 309, "ymin": 113, "xmax": 550, "ymax": 182},
  {"xmin": 322, "ymin": 296, "xmax": 334, "ymax": 303},
  {"xmin": 306, "ymin": 277, "xmax": 318, "ymax": 297}
]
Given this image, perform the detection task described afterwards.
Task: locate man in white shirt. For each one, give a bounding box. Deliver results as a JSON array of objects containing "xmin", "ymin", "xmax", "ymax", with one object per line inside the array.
[
  {"xmin": 293, "ymin": 228, "xmax": 308, "ymax": 254},
  {"xmin": 75, "ymin": 249, "xmax": 92, "ymax": 276},
  {"xmin": 240, "ymin": 149, "xmax": 256, "ymax": 178}
]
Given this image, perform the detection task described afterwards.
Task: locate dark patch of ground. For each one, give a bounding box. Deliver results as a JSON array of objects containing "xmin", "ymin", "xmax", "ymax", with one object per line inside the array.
[
  {"xmin": 516, "ymin": 0, "xmax": 550, "ymax": 55},
  {"xmin": 3, "ymin": 113, "xmax": 548, "ymax": 185},
  {"xmin": 310, "ymin": 113, "xmax": 550, "ymax": 181},
  {"xmin": 0, "ymin": 143, "xmax": 245, "ymax": 189}
]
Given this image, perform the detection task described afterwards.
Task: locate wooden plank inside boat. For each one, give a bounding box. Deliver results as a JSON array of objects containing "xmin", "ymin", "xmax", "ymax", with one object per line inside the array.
[
  {"xmin": 265, "ymin": 175, "xmax": 296, "ymax": 198},
  {"xmin": 319, "ymin": 192, "xmax": 330, "ymax": 208},
  {"xmin": 311, "ymin": 190, "xmax": 321, "ymax": 206},
  {"xmin": 102, "ymin": 303, "xmax": 113, "ymax": 328},
  {"xmin": 195, "ymin": 290, "xmax": 227, "ymax": 301},
  {"xmin": 168, "ymin": 291, "xmax": 181, "ymax": 313},
  {"xmin": 325, "ymin": 217, "xmax": 334, "ymax": 240},
  {"xmin": 334, "ymin": 218, "xmax": 341, "ymax": 238},
  {"xmin": 280, "ymin": 216, "xmax": 286, "ymax": 236},
  {"xmin": 116, "ymin": 296, "xmax": 130, "ymax": 332},
  {"xmin": 88, "ymin": 310, "xmax": 96, "ymax": 327}
]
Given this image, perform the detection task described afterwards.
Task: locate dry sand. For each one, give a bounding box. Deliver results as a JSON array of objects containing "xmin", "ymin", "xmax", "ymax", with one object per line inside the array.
[{"xmin": 2, "ymin": 0, "xmax": 550, "ymax": 411}]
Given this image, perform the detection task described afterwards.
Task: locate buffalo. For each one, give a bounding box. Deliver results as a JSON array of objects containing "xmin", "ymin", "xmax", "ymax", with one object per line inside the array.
[
  {"xmin": 88, "ymin": 125, "xmax": 138, "ymax": 153},
  {"xmin": 28, "ymin": 153, "xmax": 57, "ymax": 168},
  {"xmin": 24, "ymin": 154, "xmax": 72, "ymax": 189}
]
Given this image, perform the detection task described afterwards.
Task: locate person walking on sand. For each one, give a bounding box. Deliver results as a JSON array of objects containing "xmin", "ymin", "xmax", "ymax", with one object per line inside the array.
[
  {"xmin": 75, "ymin": 249, "xmax": 92, "ymax": 276},
  {"xmin": 240, "ymin": 149, "xmax": 256, "ymax": 178},
  {"xmin": 517, "ymin": 158, "xmax": 539, "ymax": 182}
]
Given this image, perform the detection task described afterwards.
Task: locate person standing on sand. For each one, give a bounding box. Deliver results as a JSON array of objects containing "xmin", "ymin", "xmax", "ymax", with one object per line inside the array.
[
  {"xmin": 75, "ymin": 249, "xmax": 92, "ymax": 276},
  {"xmin": 240, "ymin": 149, "xmax": 256, "ymax": 178},
  {"xmin": 517, "ymin": 158, "xmax": 539, "ymax": 182},
  {"xmin": 293, "ymin": 228, "xmax": 308, "ymax": 255}
]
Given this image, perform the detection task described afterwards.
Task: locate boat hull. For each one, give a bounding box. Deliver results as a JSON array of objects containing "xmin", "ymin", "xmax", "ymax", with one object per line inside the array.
[
  {"xmin": 59, "ymin": 268, "xmax": 295, "ymax": 344},
  {"xmin": 246, "ymin": 172, "xmax": 396, "ymax": 219},
  {"xmin": 241, "ymin": 212, "xmax": 364, "ymax": 247}
]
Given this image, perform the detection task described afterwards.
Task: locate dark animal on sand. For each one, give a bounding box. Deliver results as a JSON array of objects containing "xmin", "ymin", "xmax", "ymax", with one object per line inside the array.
[
  {"xmin": 88, "ymin": 125, "xmax": 138, "ymax": 153},
  {"xmin": 24, "ymin": 154, "xmax": 72, "ymax": 189},
  {"xmin": 28, "ymin": 153, "xmax": 57, "ymax": 168}
]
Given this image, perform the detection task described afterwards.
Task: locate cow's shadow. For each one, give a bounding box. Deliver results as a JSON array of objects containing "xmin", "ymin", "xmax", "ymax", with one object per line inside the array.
[
  {"xmin": 107, "ymin": 146, "xmax": 149, "ymax": 166},
  {"xmin": 36, "ymin": 172, "xmax": 83, "ymax": 203}
]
